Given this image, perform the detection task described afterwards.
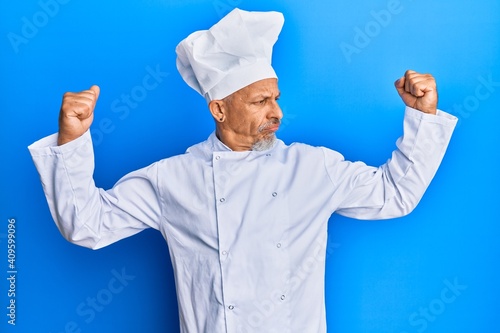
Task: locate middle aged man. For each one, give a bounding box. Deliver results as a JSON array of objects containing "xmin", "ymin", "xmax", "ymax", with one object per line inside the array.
[{"xmin": 29, "ymin": 8, "xmax": 457, "ymax": 333}]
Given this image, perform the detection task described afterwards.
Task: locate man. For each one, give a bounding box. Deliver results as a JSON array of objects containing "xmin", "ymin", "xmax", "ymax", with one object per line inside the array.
[{"xmin": 29, "ymin": 8, "xmax": 457, "ymax": 333}]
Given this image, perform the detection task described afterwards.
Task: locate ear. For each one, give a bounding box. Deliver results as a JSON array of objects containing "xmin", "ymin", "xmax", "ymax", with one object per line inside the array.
[{"xmin": 209, "ymin": 99, "xmax": 226, "ymax": 122}]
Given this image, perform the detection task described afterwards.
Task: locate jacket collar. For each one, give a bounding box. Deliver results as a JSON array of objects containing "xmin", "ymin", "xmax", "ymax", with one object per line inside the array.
[
  {"xmin": 186, "ymin": 131, "xmax": 282, "ymax": 160},
  {"xmin": 208, "ymin": 131, "xmax": 233, "ymax": 152}
]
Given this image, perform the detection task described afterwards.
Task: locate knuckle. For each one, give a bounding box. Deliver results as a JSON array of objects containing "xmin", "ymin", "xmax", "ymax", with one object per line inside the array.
[
  {"xmin": 405, "ymin": 69, "xmax": 416, "ymax": 76},
  {"xmin": 61, "ymin": 100, "xmax": 73, "ymax": 111}
]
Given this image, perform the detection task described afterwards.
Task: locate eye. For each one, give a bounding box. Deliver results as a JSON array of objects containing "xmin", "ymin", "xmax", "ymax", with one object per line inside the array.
[{"xmin": 254, "ymin": 98, "xmax": 267, "ymax": 105}]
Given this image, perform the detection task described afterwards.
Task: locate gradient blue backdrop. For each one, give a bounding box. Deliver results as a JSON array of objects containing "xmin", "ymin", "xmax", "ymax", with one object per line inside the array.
[{"xmin": 1, "ymin": 0, "xmax": 499, "ymax": 332}]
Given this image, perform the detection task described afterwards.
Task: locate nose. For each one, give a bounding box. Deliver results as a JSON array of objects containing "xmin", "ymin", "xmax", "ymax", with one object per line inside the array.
[{"xmin": 270, "ymin": 99, "xmax": 283, "ymax": 121}]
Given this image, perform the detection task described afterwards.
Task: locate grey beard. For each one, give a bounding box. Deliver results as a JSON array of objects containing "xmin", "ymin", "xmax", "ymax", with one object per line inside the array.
[{"xmin": 251, "ymin": 134, "xmax": 277, "ymax": 151}]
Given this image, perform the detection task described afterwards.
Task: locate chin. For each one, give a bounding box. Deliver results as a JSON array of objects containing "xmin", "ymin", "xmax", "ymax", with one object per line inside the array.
[{"xmin": 252, "ymin": 134, "xmax": 277, "ymax": 151}]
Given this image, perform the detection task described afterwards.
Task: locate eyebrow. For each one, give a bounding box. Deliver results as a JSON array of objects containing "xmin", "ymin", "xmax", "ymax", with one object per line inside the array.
[{"xmin": 252, "ymin": 91, "xmax": 281, "ymax": 100}]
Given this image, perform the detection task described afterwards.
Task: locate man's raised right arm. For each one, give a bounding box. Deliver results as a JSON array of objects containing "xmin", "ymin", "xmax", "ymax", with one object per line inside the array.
[{"xmin": 28, "ymin": 86, "xmax": 162, "ymax": 249}]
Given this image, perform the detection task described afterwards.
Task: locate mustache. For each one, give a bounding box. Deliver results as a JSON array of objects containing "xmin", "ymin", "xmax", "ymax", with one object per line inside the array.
[{"xmin": 258, "ymin": 118, "xmax": 281, "ymax": 132}]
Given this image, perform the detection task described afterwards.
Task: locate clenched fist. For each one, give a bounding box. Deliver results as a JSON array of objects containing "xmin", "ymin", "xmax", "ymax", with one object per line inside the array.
[
  {"xmin": 395, "ymin": 70, "xmax": 437, "ymax": 115},
  {"xmin": 58, "ymin": 85, "xmax": 100, "ymax": 145}
]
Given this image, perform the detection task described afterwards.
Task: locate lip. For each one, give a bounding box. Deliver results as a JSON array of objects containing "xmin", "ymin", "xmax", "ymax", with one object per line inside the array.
[{"xmin": 265, "ymin": 124, "xmax": 280, "ymax": 132}]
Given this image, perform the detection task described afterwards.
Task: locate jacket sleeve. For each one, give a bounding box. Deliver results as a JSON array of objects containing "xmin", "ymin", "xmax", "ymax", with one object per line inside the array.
[
  {"xmin": 28, "ymin": 130, "xmax": 162, "ymax": 249},
  {"xmin": 327, "ymin": 106, "xmax": 457, "ymax": 220}
]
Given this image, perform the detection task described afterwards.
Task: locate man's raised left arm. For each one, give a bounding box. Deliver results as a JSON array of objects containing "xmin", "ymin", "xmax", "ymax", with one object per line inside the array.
[{"xmin": 330, "ymin": 70, "xmax": 458, "ymax": 219}]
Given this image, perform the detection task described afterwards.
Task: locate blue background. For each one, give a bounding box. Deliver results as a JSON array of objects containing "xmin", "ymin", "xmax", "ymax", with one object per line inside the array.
[{"xmin": 1, "ymin": 0, "xmax": 499, "ymax": 332}]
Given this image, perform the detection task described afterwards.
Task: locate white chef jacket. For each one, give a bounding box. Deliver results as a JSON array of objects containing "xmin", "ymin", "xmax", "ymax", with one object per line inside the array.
[{"xmin": 29, "ymin": 107, "xmax": 457, "ymax": 333}]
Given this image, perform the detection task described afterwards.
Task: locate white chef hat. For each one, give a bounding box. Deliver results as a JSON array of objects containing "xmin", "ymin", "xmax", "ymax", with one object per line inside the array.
[{"xmin": 175, "ymin": 8, "xmax": 284, "ymax": 102}]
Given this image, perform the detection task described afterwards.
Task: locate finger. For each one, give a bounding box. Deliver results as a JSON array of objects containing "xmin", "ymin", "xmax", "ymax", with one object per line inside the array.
[
  {"xmin": 90, "ymin": 85, "xmax": 100, "ymax": 101},
  {"xmin": 64, "ymin": 93, "xmax": 96, "ymax": 107},
  {"xmin": 61, "ymin": 99, "xmax": 94, "ymax": 119},
  {"xmin": 66, "ymin": 85, "xmax": 100, "ymax": 103},
  {"xmin": 404, "ymin": 70, "xmax": 414, "ymax": 90},
  {"xmin": 394, "ymin": 76, "xmax": 406, "ymax": 97},
  {"xmin": 78, "ymin": 87, "xmax": 99, "ymax": 103},
  {"xmin": 394, "ymin": 76, "xmax": 405, "ymax": 88},
  {"xmin": 404, "ymin": 69, "xmax": 419, "ymax": 79},
  {"xmin": 61, "ymin": 92, "xmax": 96, "ymax": 119},
  {"xmin": 412, "ymin": 81, "xmax": 428, "ymax": 97},
  {"xmin": 64, "ymin": 91, "xmax": 96, "ymax": 105},
  {"xmin": 411, "ymin": 85, "xmax": 425, "ymax": 97},
  {"xmin": 408, "ymin": 76, "xmax": 436, "ymax": 97},
  {"xmin": 406, "ymin": 73, "xmax": 433, "ymax": 86},
  {"xmin": 404, "ymin": 74, "xmax": 411, "ymax": 94},
  {"xmin": 404, "ymin": 72, "xmax": 434, "ymax": 95},
  {"xmin": 404, "ymin": 70, "xmax": 422, "ymax": 93},
  {"xmin": 406, "ymin": 76, "xmax": 426, "ymax": 97}
]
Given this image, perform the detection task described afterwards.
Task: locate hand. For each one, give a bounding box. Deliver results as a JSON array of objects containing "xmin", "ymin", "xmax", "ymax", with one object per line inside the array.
[
  {"xmin": 58, "ymin": 85, "xmax": 100, "ymax": 145},
  {"xmin": 395, "ymin": 70, "xmax": 437, "ymax": 115}
]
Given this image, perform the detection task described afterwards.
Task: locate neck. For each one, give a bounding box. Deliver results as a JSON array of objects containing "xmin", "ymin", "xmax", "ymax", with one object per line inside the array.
[{"xmin": 215, "ymin": 128, "xmax": 253, "ymax": 151}]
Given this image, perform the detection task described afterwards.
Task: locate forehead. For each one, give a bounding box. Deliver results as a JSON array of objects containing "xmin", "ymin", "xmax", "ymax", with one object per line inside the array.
[{"xmin": 237, "ymin": 78, "xmax": 279, "ymax": 98}]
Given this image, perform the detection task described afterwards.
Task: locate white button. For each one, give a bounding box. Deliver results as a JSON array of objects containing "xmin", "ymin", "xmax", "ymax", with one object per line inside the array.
[
  {"xmin": 220, "ymin": 198, "xmax": 225, "ymax": 203},
  {"xmin": 228, "ymin": 305, "xmax": 235, "ymax": 310},
  {"xmin": 272, "ymin": 192, "xmax": 278, "ymax": 197},
  {"xmin": 276, "ymin": 243, "xmax": 282, "ymax": 248},
  {"xmin": 222, "ymin": 251, "xmax": 228, "ymax": 256},
  {"xmin": 215, "ymin": 155, "xmax": 221, "ymax": 160},
  {"xmin": 280, "ymin": 295, "xmax": 286, "ymax": 301}
]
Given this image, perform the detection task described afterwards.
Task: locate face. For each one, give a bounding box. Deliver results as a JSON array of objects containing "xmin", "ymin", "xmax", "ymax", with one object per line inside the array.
[{"xmin": 211, "ymin": 78, "xmax": 283, "ymax": 151}]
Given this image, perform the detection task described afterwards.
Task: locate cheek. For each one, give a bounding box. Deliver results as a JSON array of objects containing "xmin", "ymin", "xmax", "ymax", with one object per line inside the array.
[
  {"xmin": 226, "ymin": 104, "xmax": 267, "ymax": 134},
  {"xmin": 232, "ymin": 114, "xmax": 262, "ymax": 133},
  {"xmin": 251, "ymin": 116, "xmax": 267, "ymax": 134}
]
